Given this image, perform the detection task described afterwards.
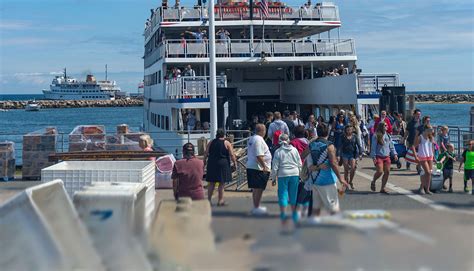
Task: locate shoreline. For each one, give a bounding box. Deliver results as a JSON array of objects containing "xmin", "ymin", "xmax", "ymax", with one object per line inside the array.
[{"xmin": 0, "ymin": 98, "xmax": 144, "ymax": 110}]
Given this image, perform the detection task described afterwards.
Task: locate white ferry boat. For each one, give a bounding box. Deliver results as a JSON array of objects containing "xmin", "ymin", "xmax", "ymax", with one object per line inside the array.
[
  {"xmin": 142, "ymin": 1, "xmax": 401, "ymax": 154},
  {"xmin": 42, "ymin": 68, "xmax": 121, "ymax": 100},
  {"xmin": 25, "ymin": 100, "xmax": 40, "ymax": 111}
]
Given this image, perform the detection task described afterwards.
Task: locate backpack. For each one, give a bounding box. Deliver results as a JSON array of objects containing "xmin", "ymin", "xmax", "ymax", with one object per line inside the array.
[
  {"xmin": 309, "ymin": 139, "xmax": 331, "ymax": 166},
  {"xmin": 272, "ymin": 130, "xmax": 283, "ymax": 146}
]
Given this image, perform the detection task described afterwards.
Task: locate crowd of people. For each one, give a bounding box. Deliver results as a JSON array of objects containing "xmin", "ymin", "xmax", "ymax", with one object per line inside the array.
[{"xmin": 165, "ymin": 108, "xmax": 474, "ymax": 231}]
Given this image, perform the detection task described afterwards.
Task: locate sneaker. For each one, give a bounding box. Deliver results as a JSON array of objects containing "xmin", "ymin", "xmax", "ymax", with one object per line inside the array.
[{"xmin": 251, "ymin": 206, "xmax": 267, "ymax": 216}]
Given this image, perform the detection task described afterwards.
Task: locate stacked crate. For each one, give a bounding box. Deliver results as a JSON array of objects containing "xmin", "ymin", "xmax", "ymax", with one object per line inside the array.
[
  {"xmin": 0, "ymin": 141, "xmax": 15, "ymax": 181},
  {"xmin": 22, "ymin": 127, "xmax": 57, "ymax": 180},
  {"xmin": 104, "ymin": 135, "xmax": 141, "ymax": 151},
  {"xmin": 69, "ymin": 125, "xmax": 106, "ymax": 152}
]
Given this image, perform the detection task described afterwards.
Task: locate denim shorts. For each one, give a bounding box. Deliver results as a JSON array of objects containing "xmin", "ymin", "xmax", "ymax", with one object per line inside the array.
[{"xmin": 341, "ymin": 153, "xmax": 356, "ymax": 161}]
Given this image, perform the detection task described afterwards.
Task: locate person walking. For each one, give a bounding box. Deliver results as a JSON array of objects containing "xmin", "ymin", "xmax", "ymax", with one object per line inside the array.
[
  {"xmin": 459, "ymin": 140, "xmax": 474, "ymax": 194},
  {"xmin": 439, "ymin": 143, "xmax": 456, "ymax": 192},
  {"xmin": 290, "ymin": 126, "xmax": 312, "ymax": 219},
  {"xmin": 283, "ymin": 110, "xmax": 296, "ymax": 137},
  {"xmin": 412, "ymin": 125, "xmax": 435, "ymax": 195},
  {"xmin": 271, "ymin": 134, "xmax": 302, "ymax": 230},
  {"xmin": 268, "ymin": 111, "xmax": 290, "ymax": 153},
  {"xmin": 339, "ymin": 125, "xmax": 362, "ymax": 190},
  {"xmin": 374, "ymin": 110, "xmax": 393, "ymax": 135},
  {"xmin": 405, "ymin": 109, "xmax": 422, "ymax": 170},
  {"xmin": 172, "ymin": 143, "xmax": 205, "ymax": 200},
  {"xmin": 370, "ymin": 122, "xmax": 398, "ymax": 194},
  {"xmin": 247, "ymin": 124, "xmax": 272, "ymax": 215},
  {"xmin": 204, "ymin": 129, "xmax": 237, "ymax": 206},
  {"xmin": 333, "ymin": 114, "xmax": 345, "ymax": 159},
  {"xmin": 304, "ymin": 114, "xmax": 318, "ymax": 138},
  {"xmin": 303, "ymin": 123, "xmax": 348, "ymax": 223}
]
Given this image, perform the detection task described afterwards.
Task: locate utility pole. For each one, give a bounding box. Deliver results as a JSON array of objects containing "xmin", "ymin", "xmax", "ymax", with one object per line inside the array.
[{"xmin": 209, "ymin": 0, "xmax": 217, "ymax": 139}]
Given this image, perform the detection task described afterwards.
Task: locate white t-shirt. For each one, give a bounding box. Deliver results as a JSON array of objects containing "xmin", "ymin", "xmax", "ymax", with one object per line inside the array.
[{"xmin": 246, "ymin": 135, "xmax": 272, "ymax": 171}]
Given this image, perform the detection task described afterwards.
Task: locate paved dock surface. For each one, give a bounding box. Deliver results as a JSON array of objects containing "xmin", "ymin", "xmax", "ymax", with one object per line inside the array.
[
  {"xmin": 1, "ymin": 158, "xmax": 473, "ymax": 270},
  {"xmin": 211, "ymin": 158, "xmax": 474, "ymax": 270}
]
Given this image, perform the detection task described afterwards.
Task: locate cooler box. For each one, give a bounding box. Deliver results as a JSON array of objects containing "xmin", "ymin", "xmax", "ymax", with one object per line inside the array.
[
  {"xmin": 430, "ymin": 170, "xmax": 444, "ymax": 192},
  {"xmin": 41, "ymin": 161, "xmax": 155, "ymax": 224}
]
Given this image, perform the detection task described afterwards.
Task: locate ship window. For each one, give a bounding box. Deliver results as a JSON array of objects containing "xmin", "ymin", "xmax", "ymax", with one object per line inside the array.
[
  {"xmin": 161, "ymin": 115, "xmax": 164, "ymax": 129},
  {"xmin": 165, "ymin": 117, "xmax": 169, "ymax": 130},
  {"xmin": 158, "ymin": 71, "xmax": 161, "ymax": 84}
]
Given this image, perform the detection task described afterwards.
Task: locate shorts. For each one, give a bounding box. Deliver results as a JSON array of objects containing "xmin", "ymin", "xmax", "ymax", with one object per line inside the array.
[
  {"xmin": 375, "ymin": 156, "xmax": 391, "ymax": 167},
  {"xmin": 312, "ymin": 183, "xmax": 340, "ymax": 213},
  {"xmin": 443, "ymin": 168, "xmax": 453, "ymax": 179},
  {"xmin": 418, "ymin": 156, "xmax": 433, "ymax": 162},
  {"xmin": 296, "ymin": 181, "xmax": 312, "ymax": 206},
  {"xmin": 465, "ymin": 169, "xmax": 474, "ymax": 180},
  {"xmin": 342, "ymin": 153, "xmax": 356, "ymax": 162},
  {"xmin": 277, "ymin": 176, "xmax": 299, "ymax": 207},
  {"xmin": 247, "ymin": 168, "xmax": 270, "ymax": 190}
]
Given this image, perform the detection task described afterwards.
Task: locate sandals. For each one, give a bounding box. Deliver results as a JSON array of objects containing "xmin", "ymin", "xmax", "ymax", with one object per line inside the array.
[
  {"xmin": 217, "ymin": 201, "xmax": 229, "ymax": 207},
  {"xmin": 380, "ymin": 188, "xmax": 390, "ymax": 195},
  {"xmin": 370, "ymin": 181, "xmax": 376, "ymax": 192}
]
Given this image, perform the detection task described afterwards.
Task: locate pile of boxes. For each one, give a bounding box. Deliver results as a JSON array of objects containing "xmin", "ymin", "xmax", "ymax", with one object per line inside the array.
[
  {"xmin": 0, "ymin": 141, "xmax": 15, "ymax": 181},
  {"xmin": 22, "ymin": 127, "xmax": 57, "ymax": 180},
  {"xmin": 68, "ymin": 125, "xmax": 106, "ymax": 152},
  {"xmin": 68, "ymin": 124, "xmax": 147, "ymax": 152}
]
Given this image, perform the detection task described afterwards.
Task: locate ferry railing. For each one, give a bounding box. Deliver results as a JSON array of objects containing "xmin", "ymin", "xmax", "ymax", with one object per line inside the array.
[
  {"xmin": 161, "ymin": 38, "xmax": 355, "ymax": 59},
  {"xmin": 165, "ymin": 75, "xmax": 227, "ymax": 99},
  {"xmin": 144, "ymin": 4, "xmax": 340, "ymax": 39}
]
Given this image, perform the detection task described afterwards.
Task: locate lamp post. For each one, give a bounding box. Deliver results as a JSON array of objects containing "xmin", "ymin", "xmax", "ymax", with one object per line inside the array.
[{"xmin": 208, "ymin": 0, "xmax": 218, "ymax": 139}]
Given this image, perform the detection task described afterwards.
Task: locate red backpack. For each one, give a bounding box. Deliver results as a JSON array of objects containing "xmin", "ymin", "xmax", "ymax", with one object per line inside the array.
[{"xmin": 272, "ymin": 130, "xmax": 283, "ymax": 146}]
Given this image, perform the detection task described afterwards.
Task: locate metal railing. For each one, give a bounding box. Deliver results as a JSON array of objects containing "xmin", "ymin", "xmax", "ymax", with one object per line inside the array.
[
  {"xmin": 0, "ymin": 129, "xmax": 253, "ymax": 166},
  {"xmin": 145, "ymin": 4, "xmax": 340, "ymax": 39},
  {"xmin": 358, "ymin": 73, "xmax": 400, "ymax": 94},
  {"xmin": 160, "ymin": 38, "xmax": 355, "ymax": 59},
  {"xmin": 445, "ymin": 126, "xmax": 474, "ymax": 158},
  {"xmin": 165, "ymin": 75, "xmax": 227, "ymax": 99}
]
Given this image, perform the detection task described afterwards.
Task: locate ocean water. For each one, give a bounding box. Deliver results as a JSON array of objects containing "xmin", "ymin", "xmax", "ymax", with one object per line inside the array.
[
  {"xmin": 1, "ymin": 93, "xmax": 472, "ymax": 164},
  {"xmin": 415, "ymin": 103, "xmax": 473, "ymax": 127}
]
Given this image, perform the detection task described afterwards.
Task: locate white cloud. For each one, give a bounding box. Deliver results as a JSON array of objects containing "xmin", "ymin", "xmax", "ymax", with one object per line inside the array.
[{"xmin": 0, "ymin": 21, "xmax": 31, "ymax": 30}]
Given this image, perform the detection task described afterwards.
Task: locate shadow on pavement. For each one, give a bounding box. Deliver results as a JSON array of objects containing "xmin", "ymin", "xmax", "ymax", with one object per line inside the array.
[
  {"xmin": 435, "ymin": 201, "xmax": 474, "ymax": 209},
  {"xmin": 212, "ymin": 210, "xmax": 279, "ymax": 219}
]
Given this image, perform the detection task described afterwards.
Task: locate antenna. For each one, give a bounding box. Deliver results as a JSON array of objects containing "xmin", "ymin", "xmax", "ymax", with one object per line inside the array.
[
  {"xmin": 105, "ymin": 64, "xmax": 108, "ymax": 81},
  {"xmin": 64, "ymin": 67, "xmax": 67, "ymax": 78}
]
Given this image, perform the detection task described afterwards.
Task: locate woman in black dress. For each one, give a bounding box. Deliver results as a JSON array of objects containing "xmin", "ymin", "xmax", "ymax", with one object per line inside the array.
[{"xmin": 204, "ymin": 129, "xmax": 237, "ymax": 206}]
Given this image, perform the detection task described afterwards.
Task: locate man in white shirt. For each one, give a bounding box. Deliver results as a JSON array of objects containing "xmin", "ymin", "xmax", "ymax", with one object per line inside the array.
[{"xmin": 247, "ymin": 124, "xmax": 272, "ymax": 215}]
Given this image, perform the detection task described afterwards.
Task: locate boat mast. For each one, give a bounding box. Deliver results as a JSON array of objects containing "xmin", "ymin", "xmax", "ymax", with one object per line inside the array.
[
  {"xmin": 208, "ymin": 0, "xmax": 217, "ymax": 138},
  {"xmin": 64, "ymin": 67, "xmax": 67, "ymax": 78}
]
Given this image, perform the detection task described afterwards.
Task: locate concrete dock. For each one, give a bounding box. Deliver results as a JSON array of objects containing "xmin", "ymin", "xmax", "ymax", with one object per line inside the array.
[{"xmin": 1, "ymin": 157, "xmax": 473, "ymax": 270}]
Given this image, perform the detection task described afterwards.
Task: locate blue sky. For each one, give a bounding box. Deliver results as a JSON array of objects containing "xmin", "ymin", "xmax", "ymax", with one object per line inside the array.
[{"xmin": 1, "ymin": 0, "xmax": 473, "ymax": 94}]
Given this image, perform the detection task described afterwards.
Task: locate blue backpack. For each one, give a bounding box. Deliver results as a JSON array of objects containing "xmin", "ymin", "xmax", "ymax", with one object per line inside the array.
[{"xmin": 309, "ymin": 139, "xmax": 331, "ymax": 166}]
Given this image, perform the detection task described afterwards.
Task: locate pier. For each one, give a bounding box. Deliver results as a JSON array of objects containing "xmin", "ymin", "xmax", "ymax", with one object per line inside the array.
[{"xmin": 0, "ymin": 97, "xmax": 144, "ymax": 110}]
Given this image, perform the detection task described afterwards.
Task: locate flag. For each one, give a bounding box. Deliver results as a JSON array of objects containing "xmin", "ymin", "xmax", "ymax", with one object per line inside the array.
[{"xmin": 260, "ymin": 0, "xmax": 269, "ymax": 19}]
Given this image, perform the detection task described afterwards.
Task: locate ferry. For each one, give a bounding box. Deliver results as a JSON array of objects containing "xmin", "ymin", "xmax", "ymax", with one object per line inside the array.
[
  {"xmin": 42, "ymin": 68, "xmax": 121, "ymax": 100},
  {"xmin": 142, "ymin": 0, "xmax": 401, "ymax": 154}
]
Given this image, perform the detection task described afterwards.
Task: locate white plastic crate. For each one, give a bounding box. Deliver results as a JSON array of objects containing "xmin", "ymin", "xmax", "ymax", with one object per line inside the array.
[
  {"xmin": 81, "ymin": 182, "xmax": 150, "ymax": 233},
  {"xmin": 73, "ymin": 185, "xmax": 153, "ymax": 271},
  {"xmin": 41, "ymin": 161, "xmax": 155, "ymax": 215}
]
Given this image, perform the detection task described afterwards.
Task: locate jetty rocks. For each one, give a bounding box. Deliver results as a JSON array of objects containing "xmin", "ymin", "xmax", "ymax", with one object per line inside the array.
[
  {"xmin": 0, "ymin": 98, "xmax": 144, "ymax": 110},
  {"xmin": 412, "ymin": 94, "xmax": 474, "ymax": 103}
]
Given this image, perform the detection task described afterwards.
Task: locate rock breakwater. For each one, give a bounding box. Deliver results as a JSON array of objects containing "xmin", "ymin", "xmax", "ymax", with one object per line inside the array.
[
  {"xmin": 412, "ymin": 94, "xmax": 474, "ymax": 103},
  {"xmin": 0, "ymin": 98, "xmax": 144, "ymax": 110}
]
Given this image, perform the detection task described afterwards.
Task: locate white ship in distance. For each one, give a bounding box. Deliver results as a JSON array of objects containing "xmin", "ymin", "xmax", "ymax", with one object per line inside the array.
[{"xmin": 42, "ymin": 67, "xmax": 121, "ymax": 100}]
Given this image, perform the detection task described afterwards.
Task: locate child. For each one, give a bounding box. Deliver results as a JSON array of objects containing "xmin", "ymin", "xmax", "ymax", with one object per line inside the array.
[
  {"xmin": 437, "ymin": 126, "xmax": 450, "ymax": 153},
  {"xmin": 459, "ymin": 140, "xmax": 474, "ymax": 194},
  {"xmin": 439, "ymin": 143, "xmax": 456, "ymax": 192}
]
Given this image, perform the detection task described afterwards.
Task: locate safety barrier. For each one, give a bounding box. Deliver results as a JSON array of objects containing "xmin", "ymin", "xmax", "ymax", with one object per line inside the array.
[
  {"xmin": 0, "ymin": 180, "xmax": 103, "ymax": 271},
  {"xmin": 73, "ymin": 184, "xmax": 153, "ymax": 271}
]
